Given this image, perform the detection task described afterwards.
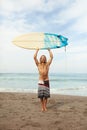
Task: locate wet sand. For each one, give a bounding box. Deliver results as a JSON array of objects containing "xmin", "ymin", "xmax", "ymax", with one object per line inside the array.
[{"xmin": 0, "ymin": 92, "xmax": 87, "ymax": 130}]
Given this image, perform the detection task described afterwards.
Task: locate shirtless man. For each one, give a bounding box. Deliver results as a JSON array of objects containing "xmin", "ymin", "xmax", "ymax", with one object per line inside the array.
[{"xmin": 34, "ymin": 49, "xmax": 53, "ymax": 111}]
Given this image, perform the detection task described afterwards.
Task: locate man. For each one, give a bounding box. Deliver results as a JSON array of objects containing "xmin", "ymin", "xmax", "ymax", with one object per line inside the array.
[{"xmin": 34, "ymin": 49, "xmax": 53, "ymax": 111}]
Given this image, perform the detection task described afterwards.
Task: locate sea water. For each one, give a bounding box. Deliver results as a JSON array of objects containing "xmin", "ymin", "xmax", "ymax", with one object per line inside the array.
[{"xmin": 0, "ymin": 73, "xmax": 87, "ymax": 96}]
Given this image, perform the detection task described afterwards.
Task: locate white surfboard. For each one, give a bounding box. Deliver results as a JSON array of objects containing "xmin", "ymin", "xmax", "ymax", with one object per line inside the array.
[{"xmin": 12, "ymin": 32, "xmax": 68, "ymax": 50}]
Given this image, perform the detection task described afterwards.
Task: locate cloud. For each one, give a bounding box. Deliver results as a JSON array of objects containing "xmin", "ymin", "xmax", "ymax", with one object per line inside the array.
[
  {"xmin": 0, "ymin": 0, "xmax": 87, "ymax": 73},
  {"xmin": 56, "ymin": 0, "xmax": 87, "ymax": 21},
  {"xmin": 52, "ymin": 0, "xmax": 87, "ymax": 33},
  {"xmin": 1, "ymin": 0, "xmax": 87, "ymax": 34},
  {"xmin": 0, "ymin": 0, "xmax": 71, "ymax": 14},
  {"xmin": 70, "ymin": 16, "xmax": 87, "ymax": 33}
]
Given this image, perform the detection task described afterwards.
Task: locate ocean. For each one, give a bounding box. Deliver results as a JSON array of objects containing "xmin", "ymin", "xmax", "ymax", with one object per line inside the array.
[{"xmin": 0, "ymin": 73, "xmax": 87, "ymax": 96}]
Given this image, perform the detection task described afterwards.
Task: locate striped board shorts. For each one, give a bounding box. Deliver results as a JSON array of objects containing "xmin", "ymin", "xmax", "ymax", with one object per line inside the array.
[{"xmin": 38, "ymin": 80, "xmax": 50, "ymax": 99}]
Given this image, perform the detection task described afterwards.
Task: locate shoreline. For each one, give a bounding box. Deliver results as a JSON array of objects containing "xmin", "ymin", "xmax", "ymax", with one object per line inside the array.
[
  {"xmin": 0, "ymin": 91, "xmax": 87, "ymax": 97},
  {"xmin": 0, "ymin": 92, "xmax": 87, "ymax": 130}
]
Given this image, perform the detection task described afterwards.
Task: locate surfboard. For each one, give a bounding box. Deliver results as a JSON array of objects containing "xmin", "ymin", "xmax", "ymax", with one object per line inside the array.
[{"xmin": 12, "ymin": 32, "xmax": 68, "ymax": 50}]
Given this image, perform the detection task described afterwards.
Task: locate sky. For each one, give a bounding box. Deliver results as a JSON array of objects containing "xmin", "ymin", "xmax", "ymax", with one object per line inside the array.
[{"xmin": 0, "ymin": 0, "xmax": 87, "ymax": 73}]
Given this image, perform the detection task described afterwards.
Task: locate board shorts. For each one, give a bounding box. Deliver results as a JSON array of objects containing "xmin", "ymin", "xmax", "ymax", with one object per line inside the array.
[{"xmin": 38, "ymin": 80, "xmax": 50, "ymax": 99}]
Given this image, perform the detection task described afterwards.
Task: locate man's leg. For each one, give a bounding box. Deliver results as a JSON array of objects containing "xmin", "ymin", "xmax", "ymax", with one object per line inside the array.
[
  {"xmin": 43, "ymin": 98, "xmax": 47, "ymax": 111},
  {"xmin": 40, "ymin": 98, "xmax": 44, "ymax": 111}
]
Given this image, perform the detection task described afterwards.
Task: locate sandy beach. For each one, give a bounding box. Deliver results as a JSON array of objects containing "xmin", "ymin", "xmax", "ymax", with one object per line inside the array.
[{"xmin": 0, "ymin": 92, "xmax": 87, "ymax": 130}]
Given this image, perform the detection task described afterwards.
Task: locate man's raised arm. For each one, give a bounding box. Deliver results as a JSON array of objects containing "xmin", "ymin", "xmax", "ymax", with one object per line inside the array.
[
  {"xmin": 48, "ymin": 49, "xmax": 53, "ymax": 65},
  {"xmin": 34, "ymin": 49, "xmax": 39, "ymax": 66}
]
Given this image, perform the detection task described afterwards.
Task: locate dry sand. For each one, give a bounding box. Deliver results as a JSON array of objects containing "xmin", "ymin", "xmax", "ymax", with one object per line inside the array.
[{"xmin": 0, "ymin": 92, "xmax": 87, "ymax": 130}]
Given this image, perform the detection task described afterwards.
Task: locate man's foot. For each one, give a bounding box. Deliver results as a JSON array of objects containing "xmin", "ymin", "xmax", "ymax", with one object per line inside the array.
[
  {"xmin": 41, "ymin": 108, "xmax": 45, "ymax": 112},
  {"xmin": 44, "ymin": 107, "xmax": 47, "ymax": 111}
]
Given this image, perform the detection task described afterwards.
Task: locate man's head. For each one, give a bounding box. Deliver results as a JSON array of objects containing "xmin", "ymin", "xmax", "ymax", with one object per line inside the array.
[{"xmin": 40, "ymin": 55, "xmax": 47, "ymax": 63}]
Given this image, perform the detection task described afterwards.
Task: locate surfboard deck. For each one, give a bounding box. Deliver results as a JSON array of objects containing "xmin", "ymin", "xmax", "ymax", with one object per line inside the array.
[{"xmin": 12, "ymin": 32, "xmax": 68, "ymax": 50}]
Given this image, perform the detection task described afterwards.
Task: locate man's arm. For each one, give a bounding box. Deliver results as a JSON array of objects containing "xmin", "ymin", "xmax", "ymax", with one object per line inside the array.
[
  {"xmin": 34, "ymin": 49, "xmax": 39, "ymax": 66},
  {"xmin": 47, "ymin": 49, "xmax": 53, "ymax": 65}
]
